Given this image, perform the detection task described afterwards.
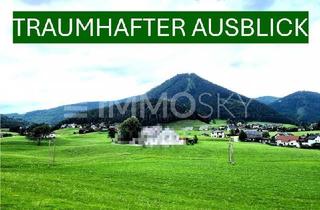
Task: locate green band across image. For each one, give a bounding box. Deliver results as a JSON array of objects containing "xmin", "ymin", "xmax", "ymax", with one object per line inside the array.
[{"xmin": 13, "ymin": 11, "xmax": 309, "ymax": 43}]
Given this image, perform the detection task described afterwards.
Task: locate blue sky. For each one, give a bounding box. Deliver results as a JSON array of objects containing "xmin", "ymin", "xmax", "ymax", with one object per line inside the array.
[
  {"xmin": 0, "ymin": 0, "xmax": 320, "ymax": 114},
  {"xmin": 244, "ymin": 0, "xmax": 275, "ymax": 10},
  {"xmin": 22, "ymin": 0, "xmax": 51, "ymax": 5}
]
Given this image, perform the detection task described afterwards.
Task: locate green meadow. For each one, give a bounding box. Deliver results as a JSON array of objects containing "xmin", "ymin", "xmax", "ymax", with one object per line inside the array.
[
  {"xmin": 166, "ymin": 119, "xmax": 228, "ymax": 139},
  {"xmin": 248, "ymin": 121, "xmax": 298, "ymax": 129},
  {"xmin": 270, "ymin": 130, "xmax": 320, "ymax": 137},
  {"xmin": 1, "ymin": 128, "xmax": 320, "ymax": 209},
  {"xmin": 165, "ymin": 119, "xmax": 209, "ymax": 130},
  {"xmin": 165, "ymin": 119, "xmax": 227, "ymax": 130}
]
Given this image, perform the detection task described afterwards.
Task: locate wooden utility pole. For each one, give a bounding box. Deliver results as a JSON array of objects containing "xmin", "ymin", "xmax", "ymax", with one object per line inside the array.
[
  {"xmin": 52, "ymin": 139, "xmax": 56, "ymax": 165},
  {"xmin": 228, "ymin": 137, "xmax": 235, "ymax": 165},
  {"xmin": 48, "ymin": 139, "xmax": 51, "ymax": 165},
  {"xmin": 48, "ymin": 139, "xmax": 56, "ymax": 166}
]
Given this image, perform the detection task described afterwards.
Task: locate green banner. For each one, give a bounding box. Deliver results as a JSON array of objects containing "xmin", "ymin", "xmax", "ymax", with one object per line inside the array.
[{"xmin": 13, "ymin": 11, "xmax": 309, "ymax": 43}]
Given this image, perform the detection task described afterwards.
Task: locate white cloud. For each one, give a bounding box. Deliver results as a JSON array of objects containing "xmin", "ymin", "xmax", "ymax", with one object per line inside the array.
[{"xmin": 0, "ymin": 0, "xmax": 319, "ymax": 113}]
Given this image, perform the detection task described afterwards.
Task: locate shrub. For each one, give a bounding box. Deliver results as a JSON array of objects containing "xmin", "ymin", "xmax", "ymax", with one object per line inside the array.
[
  {"xmin": 79, "ymin": 129, "xmax": 86, "ymax": 134},
  {"xmin": 186, "ymin": 138, "xmax": 194, "ymax": 145},
  {"xmin": 108, "ymin": 126, "xmax": 117, "ymax": 140},
  {"xmin": 1, "ymin": 133, "xmax": 13, "ymax": 138},
  {"xmin": 119, "ymin": 117, "xmax": 141, "ymax": 142},
  {"xmin": 239, "ymin": 130, "xmax": 247, "ymax": 141},
  {"xmin": 262, "ymin": 132, "xmax": 270, "ymax": 138},
  {"xmin": 26, "ymin": 124, "xmax": 51, "ymax": 146},
  {"xmin": 194, "ymin": 135, "xmax": 198, "ymax": 144}
]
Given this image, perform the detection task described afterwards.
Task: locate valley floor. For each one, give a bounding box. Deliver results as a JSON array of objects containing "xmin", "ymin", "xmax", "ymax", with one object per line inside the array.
[{"xmin": 1, "ymin": 128, "xmax": 320, "ymax": 209}]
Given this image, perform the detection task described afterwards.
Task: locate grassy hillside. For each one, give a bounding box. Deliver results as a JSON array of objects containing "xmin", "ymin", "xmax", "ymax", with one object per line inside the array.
[
  {"xmin": 248, "ymin": 121, "xmax": 298, "ymax": 128},
  {"xmin": 165, "ymin": 119, "xmax": 209, "ymax": 130},
  {"xmin": 270, "ymin": 130, "xmax": 320, "ymax": 137},
  {"xmin": 210, "ymin": 119, "xmax": 228, "ymax": 128},
  {"xmin": 1, "ymin": 129, "xmax": 320, "ymax": 209},
  {"xmin": 0, "ymin": 114, "xmax": 28, "ymax": 129},
  {"xmin": 165, "ymin": 119, "xmax": 227, "ymax": 130},
  {"xmin": 270, "ymin": 91, "xmax": 320, "ymax": 123},
  {"xmin": 165, "ymin": 119, "xmax": 228, "ymax": 139},
  {"xmin": 6, "ymin": 101, "xmax": 104, "ymax": 125}
]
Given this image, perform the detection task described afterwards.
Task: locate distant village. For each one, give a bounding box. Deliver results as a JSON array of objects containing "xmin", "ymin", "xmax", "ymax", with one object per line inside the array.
[
  {"xmin": 55, "ymin": 120, "xmax": 320, "ymax": 149},
  {"xmin": 2, "ymin": 118, "xmax": 319, "ymax": 149}
]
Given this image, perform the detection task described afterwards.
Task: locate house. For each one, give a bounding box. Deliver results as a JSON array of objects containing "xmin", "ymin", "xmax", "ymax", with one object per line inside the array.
[
  {"xmin": 211, "ymin": 130, "xmax": 225, "ymax": 138},
  {"xmin": 300, "ymin": 135, "xmax": 320, "ymax": 147},
  {"xmin": 226, "ymin": 124, "xmax": 237, "ymax": 131},
  {"xmin": 252, "ymin": 125, "xmax": 260, "ymax": 129},
  {"xmin": 133, "ymin": 126, "xmax": 185, "ymax": 146},
  {"xmin": 243, "ymin": 129, "xmax": 263, "ymax": 141},
  {"xmin": 199, "ymin": 125, "xmax": 210, "ymax": 131},
  {"xmin": 275, "ymin": 134, "xmax": 300, "ymax": 148},
  {"xmin": 90, "ymin": 124, "xmax": 98, "ymax": 131},
  {"xmin": 46, "ymin": 133, "xmax": 56, "ymax": 139},
  {"xmin": 99, "ymin": 122, "xmax": 107, "ymax": 128},
  {"xmin": 68, "ymin": 123, "xmax": 77, "ymax": 128}
]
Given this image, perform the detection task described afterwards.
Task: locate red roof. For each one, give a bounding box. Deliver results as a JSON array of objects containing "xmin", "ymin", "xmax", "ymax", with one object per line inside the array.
[{"xmin": 275, "ymin": 135, "xmax": 299, "ymax": 142}]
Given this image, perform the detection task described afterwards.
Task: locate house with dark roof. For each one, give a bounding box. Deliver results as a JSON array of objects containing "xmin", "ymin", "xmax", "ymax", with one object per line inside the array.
[
  {"xmin": 243, "ymin": 129, "xmax": 263, "ymax": 141},
  {"xmin": 300, "ymin": 135, "xmax": 320, "ymax": 148}
]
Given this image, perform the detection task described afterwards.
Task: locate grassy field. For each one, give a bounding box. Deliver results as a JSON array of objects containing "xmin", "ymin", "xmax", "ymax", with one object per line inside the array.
[
  {"xmin": 165, "ymin": 119, "xmax": 229, "ymax": 139},
  {"xmin": 0, "ymin": 131, "xmax": 19, "ymax": 136},
  {"xmin": 165, "ymin": 119, "xmax": 227, "ymax": 130},
  {"xmin": 1, "ymin": 128, "xmax": 320, "ymax": 209},
  {"xmin": 248, "ymin": 121, "xmax": 298, "ymax": 128},
  {"xmin": 210, "ymin": 119, "xmax": 228, "ymax": 128},
  {"xmin": 165, "ymin": 119, "xmax": 209, "ymax": 130},
  {"xmin": 270, "ymin": 130, "xmax": 320, "ymax": 137}
]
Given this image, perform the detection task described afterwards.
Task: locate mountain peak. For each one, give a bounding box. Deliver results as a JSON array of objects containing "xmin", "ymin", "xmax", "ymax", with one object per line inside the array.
[
  {"xmin": 146, "ymin": 73, "xmax": 231, "ymax": 98},
  {"xmin": 166, "ymin": 73, "xmax": 203, "ymax": 84},
  {"xmin": 146, "ymin": 73, "xmax": 291, "ymax": 123},
  {"xmin": 173, "ymin": 73, "xmax": 198, "ymax": 78}
]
